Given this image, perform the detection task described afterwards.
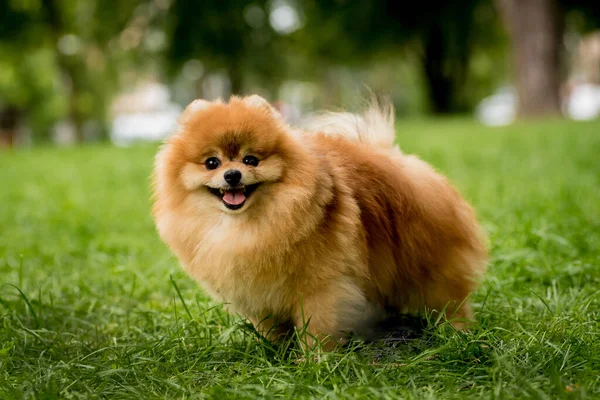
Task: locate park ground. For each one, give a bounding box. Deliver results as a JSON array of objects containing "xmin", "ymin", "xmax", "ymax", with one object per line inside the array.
[{"xmin": 0, "ymin": 117, "xmax": 599, "ymax": 399}]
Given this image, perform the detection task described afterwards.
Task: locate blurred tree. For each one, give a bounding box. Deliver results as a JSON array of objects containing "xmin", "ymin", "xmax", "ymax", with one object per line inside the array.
[
  {"xmin": 0, "ymin": 44, "xmax": 61, "ymax": 147},
  {"xmin": 166, "ymin": 0, "xmax": 286, "ymax": 98},
  {"xmin": 294, "ymin": 0, "xmax": 505, "ymax": 114},
  {"xmin": 496, "ymin": 0, "xmax": 600, "ymax": 118},
  {"xmin": 562, "ymin": 0, "xmax": 600, "ymax": 33},
  {"xmin": 0, "ymin": 0, "xmax": 47, "ymax": 146},
  {"xmin": 40, "ymin": 0, "xmax": 162, "ymax": 142},
  {"xmin": 495, "ymin": 0, "xmax": 563, "ymax": 117},
  {"xmin": 0, "ymin": 0, "xmax": 165, "ymax": 145}
]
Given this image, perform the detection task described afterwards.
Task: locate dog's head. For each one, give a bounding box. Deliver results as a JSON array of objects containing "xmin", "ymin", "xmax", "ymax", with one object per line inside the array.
[{"xmin": 153, "ymin": 95, "xmax": 305, "ymax": 215}]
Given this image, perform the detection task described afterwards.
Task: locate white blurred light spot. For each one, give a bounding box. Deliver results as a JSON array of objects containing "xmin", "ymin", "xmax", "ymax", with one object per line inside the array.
[
  {"xmin": 183, "ymin": 59, "xmax": 204, "ymax": 81},
  {"xmin": 110, "ymin": 82, "xmax": 182, "ymax": 146},
  {"xmin": 475, "ymin": 86, "xmax": 516, "ymax": 126},
  {"xmin": 566, "ymin": 83, "xmax": 600, "ymax": 120},
  {"xmin": 475, "ymin": 83, "xmax": 600, "ymax": 125},
  {"xmin": 269, "ymin": 1, "xmax": 301, "ymax": 35},
  {"xmin": 145, "ymin": 30, "xmax": 167, "ymax": 52},
  {"xmin": 58, "ymin": 34, "xmax": 81, "ymax": 55}
]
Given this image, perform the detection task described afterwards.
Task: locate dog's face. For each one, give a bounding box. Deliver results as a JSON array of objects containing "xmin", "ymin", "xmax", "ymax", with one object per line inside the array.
[{"xmin": 158, "ymin": 95, "xmax": 292, "ymax": 214}]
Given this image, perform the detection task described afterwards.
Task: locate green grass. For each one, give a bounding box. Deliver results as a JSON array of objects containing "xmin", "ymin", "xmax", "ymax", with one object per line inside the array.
[{"xmin": 1, "ymin": 117, "xmax": 599, "ymax": 399}]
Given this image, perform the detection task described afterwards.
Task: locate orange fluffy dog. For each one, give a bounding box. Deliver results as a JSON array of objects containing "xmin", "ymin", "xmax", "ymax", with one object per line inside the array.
[{"xmin": 151, "ymin": 94, "xmax": 487, "ymax": 350}]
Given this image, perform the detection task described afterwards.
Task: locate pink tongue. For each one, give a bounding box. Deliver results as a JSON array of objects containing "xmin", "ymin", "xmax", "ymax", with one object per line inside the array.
[{"xmin": 223, "ymin": 191, "xmax": 246, "ymax": 205}]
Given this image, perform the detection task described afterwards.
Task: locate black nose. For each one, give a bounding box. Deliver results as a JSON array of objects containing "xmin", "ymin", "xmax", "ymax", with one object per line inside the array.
[{"xmin": 224, "ymin": 169, "xmax": 242, "ymax": 186}]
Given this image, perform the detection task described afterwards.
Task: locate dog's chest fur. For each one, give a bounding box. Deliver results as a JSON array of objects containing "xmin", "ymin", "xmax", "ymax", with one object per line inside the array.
[{"xmin": 190, "ymin": 249, "xmax": 296, "ymax": 320}]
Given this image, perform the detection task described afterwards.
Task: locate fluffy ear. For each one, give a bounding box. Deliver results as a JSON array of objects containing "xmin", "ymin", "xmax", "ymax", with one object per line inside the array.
[
  {"xmin": 178, "ymin": 98, "xmax": 214, "ymax": 125},
  {"xmin": 244, "ymin": 94, "xmax": 271, "ymax": 109},
  {"xmin": 243, "ymin": 94, "xmax": 283, "ymax": 120},
  {"xmin": 186, "ymin": 98, "xmax": 212, "ymax": 112}
]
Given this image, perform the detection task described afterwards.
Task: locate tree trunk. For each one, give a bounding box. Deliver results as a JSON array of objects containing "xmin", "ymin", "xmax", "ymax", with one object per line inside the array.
[
  {"xmin": 0, "ymin": 106, "xmax": 21, "ymax": 148},
  {"xmin": 67, "ymin": 70, "xmax": 85, "ymax": 143},
  {"xmin": 422, "ymin": 24, "xmax": 454, "ymax": 114},
  {"xmin": 496, "ymin": 0, "xmax": 564, "ymax": 117},
  {"xmin": 421, "ymin": 22, "xmax": 471, "ymax": 114},
  {"xmin": 44, "ymin": 0, "xmax": 85, "ymax": 142}
]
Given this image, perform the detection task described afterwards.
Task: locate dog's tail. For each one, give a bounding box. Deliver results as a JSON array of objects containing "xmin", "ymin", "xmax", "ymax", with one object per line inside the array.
[{"xmin": 298, "ymin": 97, "xmax": 398, "ymax": 150}]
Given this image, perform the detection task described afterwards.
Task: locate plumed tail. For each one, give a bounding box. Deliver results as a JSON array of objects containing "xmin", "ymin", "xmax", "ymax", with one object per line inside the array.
[{"xmin": 298, "ymin": 97, "xmax": 398, "ymax": 150}]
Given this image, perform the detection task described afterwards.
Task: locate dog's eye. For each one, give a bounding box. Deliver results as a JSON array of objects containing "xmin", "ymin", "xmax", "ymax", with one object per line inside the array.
[
  {"xmin": 205, "ymin": 157, "xmax": 221, "ymax": 170},
  {"xmin": 243, "ymin": 155, "xmax": 259, "ymax": 167}
]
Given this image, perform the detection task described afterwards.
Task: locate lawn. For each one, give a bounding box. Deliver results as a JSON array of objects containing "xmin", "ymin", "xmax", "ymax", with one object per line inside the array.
[{"xmin": 1, "ymin": 117, "xmax": 599, "ymax": 399}]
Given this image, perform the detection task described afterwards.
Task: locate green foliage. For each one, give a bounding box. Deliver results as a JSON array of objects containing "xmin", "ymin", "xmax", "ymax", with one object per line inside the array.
[
  {"xmin": 0, "ymin": 0, "xmax": 58, "ymax": 136},
  {"xmin": 2, "ymin": 0, "xmax": 600, "ymax": 142},
  {"xmin": 166, "ymin": 0, "xmax": 287, "ymax": 96},
  {"xmin": 0, "ymin": 0, "xmax": 165, "ymax": 141},
  {"xmin": 562, "ymin": 0, "xmax": 600, "ymax": 33},
  {"xmin": 1, "ymin": 118, "xmax": 599, "ymax": 398},
  {"xmin": 294, "ymin": 0, "xmax": 509, "ymax": 113}
]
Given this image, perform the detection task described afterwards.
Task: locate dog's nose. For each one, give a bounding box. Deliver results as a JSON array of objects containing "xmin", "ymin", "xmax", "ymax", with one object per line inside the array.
[{"xmin": 224, "ymin": 169, "xmax": 242, "ymax": 186}]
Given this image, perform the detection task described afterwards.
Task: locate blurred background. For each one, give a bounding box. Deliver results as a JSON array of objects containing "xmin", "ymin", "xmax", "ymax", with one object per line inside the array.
[{"xmin": 0, "ymin": 0, "xmax": 599, "ymax": 148}]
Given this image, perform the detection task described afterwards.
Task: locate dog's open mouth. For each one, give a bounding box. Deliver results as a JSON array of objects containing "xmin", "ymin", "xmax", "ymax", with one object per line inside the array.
[{"xmin": 207, "ymin": 183, "xmax": 260, "ymax": 210}]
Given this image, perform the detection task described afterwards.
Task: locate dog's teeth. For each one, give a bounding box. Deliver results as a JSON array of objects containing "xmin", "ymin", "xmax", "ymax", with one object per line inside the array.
[{"xmin": 219, "ymin": 188, "xmax": 224, "ymax": 194}]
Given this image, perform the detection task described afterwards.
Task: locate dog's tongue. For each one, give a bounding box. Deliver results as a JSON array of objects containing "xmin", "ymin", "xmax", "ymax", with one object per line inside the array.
[{"xmin": 223, "ymin": 190, "xmax": 246, "ymax": 206}]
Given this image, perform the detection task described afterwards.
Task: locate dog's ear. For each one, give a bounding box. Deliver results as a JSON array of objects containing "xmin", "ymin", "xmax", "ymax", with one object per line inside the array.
[
  {"xmin": 187, "ymin": 98, "xmax": 213, "ymax": 113},
  {"xmin": 244, "ymin": 94, "xmax": 271, "ymax": 109},
  {"xmin": 243, "ymin": 94, "xmax": 283, "ymax": 120},
  {"xmin": 178, "ymin": 98, "xmax": 213, "ymax": 125}
]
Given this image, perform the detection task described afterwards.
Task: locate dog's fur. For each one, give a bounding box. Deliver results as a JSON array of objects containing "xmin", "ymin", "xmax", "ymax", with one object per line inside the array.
[{"xmin": 151, "ymin": 95, "xmax": 488, "ymax": 350}]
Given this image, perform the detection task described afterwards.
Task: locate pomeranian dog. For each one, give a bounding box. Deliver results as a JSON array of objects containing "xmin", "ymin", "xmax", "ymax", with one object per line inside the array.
[{"xmin": 151, "ymin": 94, "xmax": 487, "ymax": 350}]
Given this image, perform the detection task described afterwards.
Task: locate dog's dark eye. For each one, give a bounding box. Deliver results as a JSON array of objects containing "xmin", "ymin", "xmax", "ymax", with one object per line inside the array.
[
  {"xmin": 205, "ymin": 157, "xmax": 221, "ymax": 170},
  {"xmin": 243, "ymin": 155, "xmax": 259, "ymax": 167}
]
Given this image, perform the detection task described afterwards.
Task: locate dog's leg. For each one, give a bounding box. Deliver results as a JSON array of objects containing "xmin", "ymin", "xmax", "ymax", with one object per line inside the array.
[
  {"xmin": 249, "ymin": 315, "xmax": 291, "ymax": 342},
  {"xmin": 292, "ymin": 279, "xmax": 375, "ymax": 351},
  {"xmin": 419, "ymin": 279, "xmax": 475, "ymax": 330}
]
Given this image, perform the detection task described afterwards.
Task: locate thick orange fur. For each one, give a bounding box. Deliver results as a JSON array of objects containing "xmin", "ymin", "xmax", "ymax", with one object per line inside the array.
[{"xmin": 151, "ymin": 95, "xmax": 488, "ymax": 350}]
